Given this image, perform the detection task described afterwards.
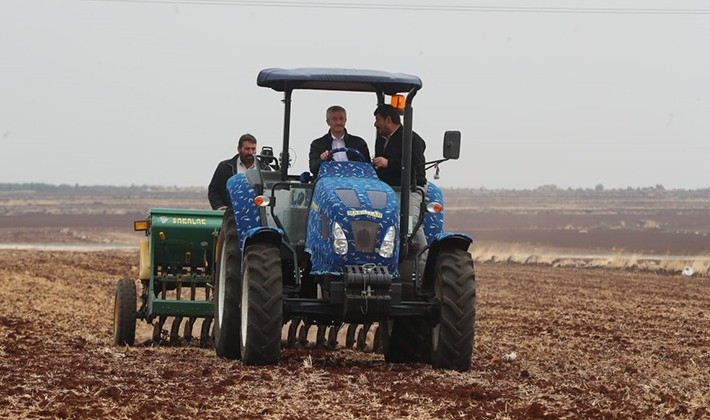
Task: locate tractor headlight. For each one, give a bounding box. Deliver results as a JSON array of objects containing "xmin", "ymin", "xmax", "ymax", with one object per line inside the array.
[
  {"xmin": 254, "ymin": 195, "xmax": 270, "ymax": 207},
  {"xmin": 332, "ymin": 221, "xmax": 348, "ymax": 255},
  {"xmin": 426, "ymin": 202, "xmax": 443, "ymax": 213},
  {"xmin": 378, "ymin": 225, "xmax": 396, "ymax": 258}
]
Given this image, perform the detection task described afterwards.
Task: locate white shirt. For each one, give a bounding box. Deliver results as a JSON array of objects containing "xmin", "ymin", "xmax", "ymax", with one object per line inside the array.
[
  {"xmin": 331, "ymin": 135, "xmax": 347, "ymax": 161},
  {"xmin": 236, "ymin": 158, "xmax": 252, "ymax": 174}
]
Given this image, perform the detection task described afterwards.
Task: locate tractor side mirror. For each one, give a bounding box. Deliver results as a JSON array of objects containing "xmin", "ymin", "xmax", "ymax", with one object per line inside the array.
[{"xmin": 442, "ymin": 131, "xmax": 461, "ymax": 160}]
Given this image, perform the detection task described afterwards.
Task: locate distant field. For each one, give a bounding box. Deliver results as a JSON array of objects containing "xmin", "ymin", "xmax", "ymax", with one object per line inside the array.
[
  {"xmin": 1, "ymin": 185, "xmax": 709, "ymax": 275},
  {"xmin": 445, "ymin": 188, "xmax": 710, "ymax": 275}
]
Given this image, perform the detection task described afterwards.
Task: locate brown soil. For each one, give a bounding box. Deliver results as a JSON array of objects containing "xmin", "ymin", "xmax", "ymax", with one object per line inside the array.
[{"xmin": 2, "ymin": 249, "xmax": 708, "ymax": 419}]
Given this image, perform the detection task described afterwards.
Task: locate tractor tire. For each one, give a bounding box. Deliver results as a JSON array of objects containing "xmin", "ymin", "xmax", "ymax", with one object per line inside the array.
[
  {"xmin": 430, "ymin": 249, "xmax": 476, "ymax": 372},
  {"xmin": 113, "ymin": 278, "xmax": 137, "ymax": 346},
  {"xmin": 381, "ymin": 317, "xmax": 431, "ymax": 364},
  {"xmin": 240, "ymin": 243, "xmax": 283, "ymax": 365},
  {"xmin": 213, "ymin": 210, "xmax": 242, "ymax": 359}
]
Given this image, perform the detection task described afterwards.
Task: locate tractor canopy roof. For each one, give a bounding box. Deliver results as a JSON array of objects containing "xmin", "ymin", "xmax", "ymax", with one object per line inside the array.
[{"xmin": 257, "ymin": 67, "xmax": 422, "ymax": 95}]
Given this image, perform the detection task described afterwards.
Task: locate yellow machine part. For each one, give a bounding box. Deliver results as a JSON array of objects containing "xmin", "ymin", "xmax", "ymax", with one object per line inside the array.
[{"xmin": 139, "ymin": 239, "xmax": 151, "ymax": 280}]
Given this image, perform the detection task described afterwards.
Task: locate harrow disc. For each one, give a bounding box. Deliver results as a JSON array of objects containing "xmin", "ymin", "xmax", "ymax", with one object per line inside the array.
[
  {"xmin": 200, "ymin": 317, "xmax": 213, "ymax": 347},
  {"xmin": 327, "ymin": 325, "xmax": 340, "ymax": 349},
  {"xmin": 287, "ymin": 319, "xmax": 300, "ymax": 348},
  {"xmin": 183, "ymin": 317, "xmax": 196, "ymax": 344},
  {"xmin": 316, "ymin": 325, "xmax": 327, "ymax": 348},
  {"xmin": 148, "ymin": 316, "xmax": 213, "ymax": 347},
  {"xmin": 170, "ymin": 317, "xmax": 183, "ymax": 345},
  {"xmin": 152, "ymin": 316, "xmax": 167, "ymax": 344},
  {"xmin": 283, "ymin": 321, "xmax": 381, "ymax": 352},
  {"xmin": 297, "ymin": 322, "xmax": 311, "ymax": 348}
]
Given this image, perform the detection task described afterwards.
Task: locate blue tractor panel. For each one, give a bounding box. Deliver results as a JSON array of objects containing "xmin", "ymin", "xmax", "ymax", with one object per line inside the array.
[{"xmin": 306, "ymin": 161, "xmax": 399, "ymax": 275}]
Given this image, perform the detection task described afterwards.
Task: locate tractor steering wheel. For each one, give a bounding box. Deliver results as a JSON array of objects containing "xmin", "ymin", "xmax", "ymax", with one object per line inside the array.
[{"xmin": 329, "ymin": 147, "xmax": 367, "ymax": 162}]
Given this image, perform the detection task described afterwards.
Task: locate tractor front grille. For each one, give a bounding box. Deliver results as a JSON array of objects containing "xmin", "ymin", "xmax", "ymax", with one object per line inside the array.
[{"xmin": 350, "ymin": 220, "xmax": 379, "ymax": 253}]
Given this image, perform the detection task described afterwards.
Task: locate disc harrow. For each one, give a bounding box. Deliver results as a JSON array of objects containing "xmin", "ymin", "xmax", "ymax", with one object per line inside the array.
[
  {"xmin": 284, "ymin": 319, "xmax": 382, "ymax": 352},
  {"xmin": 148, "ymin": 316, "xmax": 214, "ymax": 347}
]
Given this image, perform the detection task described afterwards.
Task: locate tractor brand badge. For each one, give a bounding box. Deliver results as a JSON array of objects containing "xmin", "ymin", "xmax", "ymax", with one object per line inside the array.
[
  {"xmin": 159, "ymin": 216, "xmax": 170, "ymax": 224},
  {"xmin": 172, "ymin": 217, "xmax": 208, "ymax": 225},
  {"xmin": 346, "ymin": 209, "xmax": 383, "ymax": 219}
]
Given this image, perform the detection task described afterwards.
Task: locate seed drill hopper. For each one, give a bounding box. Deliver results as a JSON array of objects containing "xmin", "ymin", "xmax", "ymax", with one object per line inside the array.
[{"xmin": 113, "ymin": 208, "xmax": 224, "ymax": 346}]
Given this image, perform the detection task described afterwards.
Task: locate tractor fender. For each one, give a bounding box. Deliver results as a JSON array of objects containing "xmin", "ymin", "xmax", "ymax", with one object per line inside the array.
[
  {"xmin": 240, "ymin": 226, "xmax": 284, "ymax": 254},
  {"xmin": 419, "ymin": 232, "xmax": 473, "ymax": 295},
  {"xmin": 422, "ymin": 182, "xmax": 445, "ymax": 244}
]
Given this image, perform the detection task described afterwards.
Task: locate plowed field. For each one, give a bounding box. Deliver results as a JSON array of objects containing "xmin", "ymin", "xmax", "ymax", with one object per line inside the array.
[{"xmin": 2, "ymin": 249, "xmax": 708, "ymax": 419}]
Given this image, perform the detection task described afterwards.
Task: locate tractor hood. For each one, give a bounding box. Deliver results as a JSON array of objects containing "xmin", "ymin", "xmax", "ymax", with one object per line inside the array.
[{"xmin": 306, "ymin": 161, "xmax": 399, "ymax": 275}]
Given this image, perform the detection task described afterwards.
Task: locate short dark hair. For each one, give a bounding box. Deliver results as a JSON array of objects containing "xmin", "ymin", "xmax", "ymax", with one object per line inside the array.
[
  {"xmin": 373, "ymin": 104, "xmax": 401, "ymax": 125},
  {"xmin": 238, "ymin": 133, "xmax": 257, "ymax": 148}
]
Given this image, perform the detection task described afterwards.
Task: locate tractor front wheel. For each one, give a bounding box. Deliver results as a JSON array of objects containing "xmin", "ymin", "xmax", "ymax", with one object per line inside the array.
[
  {"xmin": 240, "ymin": 243, "xmax": 283, "ymax": 365},
  {"xmin": 113, "ymin": 278, "xmax": 137, "ymax": 346},
  {"xmin": 213, "ymin": 210, "xmax": 242, "ymax": 359},
  {"xmin": 430, "ymin": 249, "xmax": 476, "ymax": 371}
]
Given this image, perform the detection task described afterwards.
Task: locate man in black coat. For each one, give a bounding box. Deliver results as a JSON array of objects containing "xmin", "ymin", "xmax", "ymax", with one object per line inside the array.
[
  {"xmin": 208, "ymin": 133, "xmax": 270, "ymax": 210},
  {"xmin": 372, "ymin": 104, "xmax": 427, "ymax": 187},
  {"xmin": 373, "ymin": 104, "xmax": 429, "ymax": 252},
  {"xmin": 309, "ymin": 105, "xmax": 371, "ymax": 176}
]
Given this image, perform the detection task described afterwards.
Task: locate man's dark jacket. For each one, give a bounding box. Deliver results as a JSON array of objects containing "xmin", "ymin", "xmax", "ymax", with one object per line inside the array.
[
  {"xmin": 374, "ymin": 126, "xmax": 427, "ymax": 187},
  {"xmin": 309, "ymin": 130, "xmax": 372, "ymax": 175},
  {"xmin": 207, "ymin": 155, "xmax": 270, "ymax": 210}
]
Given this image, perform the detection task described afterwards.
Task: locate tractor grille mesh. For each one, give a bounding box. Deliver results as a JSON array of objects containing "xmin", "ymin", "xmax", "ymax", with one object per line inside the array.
[{"xmin": 350, "ymin": 220, "xmax": 379, "ymax": 253}]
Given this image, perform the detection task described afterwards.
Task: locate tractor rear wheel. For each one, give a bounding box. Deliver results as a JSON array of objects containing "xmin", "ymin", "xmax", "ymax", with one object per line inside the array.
[
  {"xmin": 240, "ymin": 243, "xmax": 283, "ymax": 365},
  {"xmin": 430, "ymin": 249, "xmax": 476, "ymax": 371},
  {"xmin": 113, "ymin": 278, "xmax": 137, "ymax": 346},
  {"xmin": 213, "ymin": 210, "xmax": 242, "ymax": 359}
]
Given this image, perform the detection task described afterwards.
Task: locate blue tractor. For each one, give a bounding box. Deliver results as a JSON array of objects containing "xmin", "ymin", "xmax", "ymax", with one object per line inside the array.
[{"xmin": 213, "ymin": 68, "xmax": 475, "ymax": 371}]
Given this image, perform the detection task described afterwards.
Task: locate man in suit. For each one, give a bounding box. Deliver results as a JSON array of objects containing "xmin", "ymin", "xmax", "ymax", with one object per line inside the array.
[
  {"xmin": 309, "ymin": 105, "xmax": 371, "ymax": 176},
  {"xmin": 372, "ymin": 104, "xmax": 427, "ymax": 187}
]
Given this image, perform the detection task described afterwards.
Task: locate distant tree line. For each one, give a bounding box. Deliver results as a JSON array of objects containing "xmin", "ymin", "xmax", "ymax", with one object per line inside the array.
[
  {"xmin": 0, "ymin": 183, "xmax": 143, "ymax": 192},
  {"xmin": 0, "ymin": 183, "xmax": 205, "ymax": 195},
  {"xmin": 441, "ymin": 185, "xmax": 710, "ymax": 201},
  {"xmin": 2, "ymin": 182, "xmax": 708, "ymax": 197}
]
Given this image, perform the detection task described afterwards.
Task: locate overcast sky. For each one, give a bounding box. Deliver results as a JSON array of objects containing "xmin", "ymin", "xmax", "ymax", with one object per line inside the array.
[{"xmin": 1, "ymin": 0, "xmax": 708, "ymax": 189}]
